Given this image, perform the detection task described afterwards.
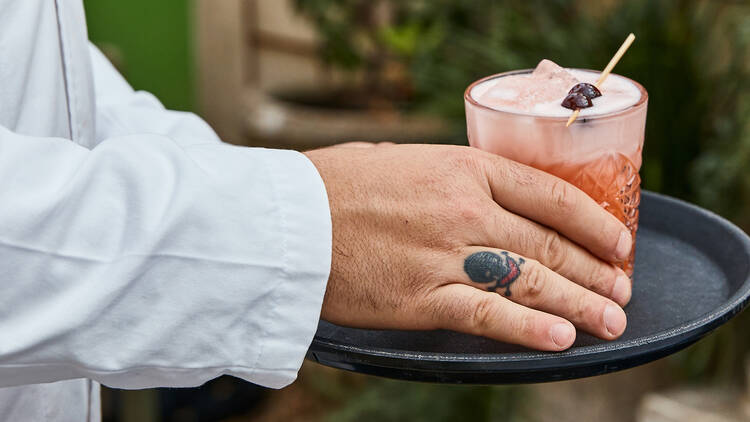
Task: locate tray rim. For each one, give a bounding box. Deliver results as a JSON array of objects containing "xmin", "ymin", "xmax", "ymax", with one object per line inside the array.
[{"xmin": 307, "ymin": 191, "xmax": 750, "ymax": 382}]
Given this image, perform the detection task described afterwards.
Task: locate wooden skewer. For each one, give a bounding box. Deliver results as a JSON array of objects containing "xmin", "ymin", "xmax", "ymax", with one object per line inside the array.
[{"xmin": 566, "ymin": 33, "xmax": 636, "ymax": 127}]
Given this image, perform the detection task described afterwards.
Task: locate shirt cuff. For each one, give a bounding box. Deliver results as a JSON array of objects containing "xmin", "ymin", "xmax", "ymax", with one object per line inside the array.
[{"xmin": 237, "ymin": 148, "xmax": 331, "ymax": 388}]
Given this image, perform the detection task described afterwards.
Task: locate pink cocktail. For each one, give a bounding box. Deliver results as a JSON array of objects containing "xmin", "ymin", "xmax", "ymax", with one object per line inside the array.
[{"xmin": 465, "ymin": 61, "xmax": 648, "ymax": 276}]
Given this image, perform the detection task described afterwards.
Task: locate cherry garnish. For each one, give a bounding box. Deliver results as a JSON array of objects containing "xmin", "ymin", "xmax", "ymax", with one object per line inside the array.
[
  {"xmin": 561, "ymin": 82, "xmax": 601, "ymax": 110},
  {"xmin": 561, "ymin": 93, "xmax": 592, "ymax": 110},
  {"xmin": 568, "ymin": 83, "xmax": 602, "ymax": 99}
]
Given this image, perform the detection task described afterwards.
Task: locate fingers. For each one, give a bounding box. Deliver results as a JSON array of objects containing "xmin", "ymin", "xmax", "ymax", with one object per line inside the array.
[
  {"xmin": 482, "ymin": 210, "xmax": 632, "ymax": 306},
  {"xmin": 482, "ymin": 156, "xmax": 632, "ymax": 263},
  {"xmin": 428, "ymin": 283, "xmax": 576, "ymax": 351},
  {"xmin": 456, "ymin": 247, "xmax": 627, "ymax": 340}
]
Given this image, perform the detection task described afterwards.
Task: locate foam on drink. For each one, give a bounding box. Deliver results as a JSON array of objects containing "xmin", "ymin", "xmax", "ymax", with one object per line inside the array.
[{"xmin": 472, "ymin": 60, "xmax": 641, "ymax": 118}]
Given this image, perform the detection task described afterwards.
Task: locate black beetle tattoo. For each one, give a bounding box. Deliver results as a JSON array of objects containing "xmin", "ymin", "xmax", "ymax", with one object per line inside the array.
[{"xmin": 464, "ymin": 251, "xmax": 525, "ymax": 296}]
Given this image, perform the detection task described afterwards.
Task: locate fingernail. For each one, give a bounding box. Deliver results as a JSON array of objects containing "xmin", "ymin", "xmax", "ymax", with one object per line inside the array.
[
  {"xmin": 615, "ymin": 231, "xmax": 632, "ymax": 261},
  {"xmin": 549, "ymin": 323, "xmax": 575, "ymax": 348},
  {"xmin": 611, "ymin": 273, "xmax": 632, "ymax": 306},
  {"xmin": 604, "ymin": 304, "xmax": 627, "ymax": 337}
]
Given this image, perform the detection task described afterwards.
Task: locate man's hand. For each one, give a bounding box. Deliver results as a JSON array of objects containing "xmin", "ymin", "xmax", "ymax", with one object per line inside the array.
[{"xmin": 304, "ymin": 144, "xmax": 632, "ymax": 351}]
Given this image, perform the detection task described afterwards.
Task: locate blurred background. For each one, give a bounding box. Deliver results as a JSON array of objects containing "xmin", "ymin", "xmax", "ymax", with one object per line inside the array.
[{"xmin": 84, "ymin": 0, "xmax": 750, "ymax": 420}]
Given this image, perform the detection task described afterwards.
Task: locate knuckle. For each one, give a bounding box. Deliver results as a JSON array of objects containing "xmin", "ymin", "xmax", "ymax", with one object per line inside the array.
[
  {"xmin": 522, "ymin": 261, "xmax": 547, "ymax": 300},
  {"xmin": 456, "ymin": 201, "xmax": 484, "ymax": 226},
  {"xmin": 541, "ymin": 231, "xmax": 566, "ymax": 271},
  {"xmin": 470, "ymin": 295, "xmax": 496, "ymax": 335},
  {"xmin": 550, "ymin": 179, "xmax": 579, "ymax": 215}
]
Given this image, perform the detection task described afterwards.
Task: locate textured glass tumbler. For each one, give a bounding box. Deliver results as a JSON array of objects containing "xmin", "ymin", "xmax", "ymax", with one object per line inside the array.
[{"xmin": 465, "ymin": 70, "xmax": 648, "ymax": 276}]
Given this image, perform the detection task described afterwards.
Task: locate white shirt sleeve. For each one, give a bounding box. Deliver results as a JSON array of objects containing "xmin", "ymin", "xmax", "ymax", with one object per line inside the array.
[
  {"xmin": 0, "ymin": 46, "xmax": 331, "ymax": 390},
  {"xmin": 88, "ymin": 43, "xmax": 227, "ymax": 146}
]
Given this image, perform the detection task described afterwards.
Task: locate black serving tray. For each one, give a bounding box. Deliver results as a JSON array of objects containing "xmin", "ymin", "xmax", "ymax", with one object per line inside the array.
[{"xmin": 306, "ymin": 191, "xmax": 750, "ymax": 384}]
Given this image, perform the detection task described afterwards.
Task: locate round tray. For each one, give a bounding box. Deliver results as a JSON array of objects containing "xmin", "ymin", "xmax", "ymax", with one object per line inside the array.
[{"xmin": 306, "ymin": 191, "xmax": 750, "ymax": 384}]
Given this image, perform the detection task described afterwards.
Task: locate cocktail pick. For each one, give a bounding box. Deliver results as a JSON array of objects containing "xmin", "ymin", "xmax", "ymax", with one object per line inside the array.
[{"xmin": 566, "ymin": 33, "xmax": 636, "ymax": 127}]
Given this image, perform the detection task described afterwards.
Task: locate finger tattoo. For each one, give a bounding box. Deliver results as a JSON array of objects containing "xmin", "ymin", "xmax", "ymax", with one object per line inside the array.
[{"xmin": 464, "ymin": 251, "xmax": 525, "ymax": 296}]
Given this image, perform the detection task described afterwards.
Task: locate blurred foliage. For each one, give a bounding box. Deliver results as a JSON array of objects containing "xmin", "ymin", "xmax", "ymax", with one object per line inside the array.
[
  {"xmin": 308, "ymin": 374, "xmax": 528, "ymax": 422},
  {"xmin": 294, "ymin": 0, "xmax": 750, "ymax": 417},
  {"xmin": 295, "ymin": 0, "xmax": 750, "ymax": 211},
  {"xmin": 326, "ymin": 383, "xmax": 526, "ymax": 422},
  {"xmin": 670, "ymin": 310, "xmax": 750, "ymax": 384},
  {"xmin": 84, "ymin": 0, "xmax": 194, "ymax": 111}
]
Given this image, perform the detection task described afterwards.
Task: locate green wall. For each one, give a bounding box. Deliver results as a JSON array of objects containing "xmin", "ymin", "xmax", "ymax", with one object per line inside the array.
[{"xmin": 84, "ymin": 0, "xmax": 194, "ymax": 111}]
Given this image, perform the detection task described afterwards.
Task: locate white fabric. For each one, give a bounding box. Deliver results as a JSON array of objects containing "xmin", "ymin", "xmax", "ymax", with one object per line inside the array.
[{"xmin": 0, "ymin": 1, "xmax": 332, "ymax": 420}]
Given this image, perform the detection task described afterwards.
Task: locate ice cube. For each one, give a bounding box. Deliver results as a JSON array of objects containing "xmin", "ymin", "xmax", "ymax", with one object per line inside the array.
[
  {"xmin": 532, "ymin": 60, "xmax": 579, "ymax": 86},
  {"xmin": 478, "ymin": 59, "xmax": 579, "ymax": 112}
]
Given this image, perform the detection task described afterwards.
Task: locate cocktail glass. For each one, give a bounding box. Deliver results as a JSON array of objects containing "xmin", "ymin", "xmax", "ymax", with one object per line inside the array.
[{"xmin": 465, "ymin": 69, "xmax": 648, "ymax": 277}]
